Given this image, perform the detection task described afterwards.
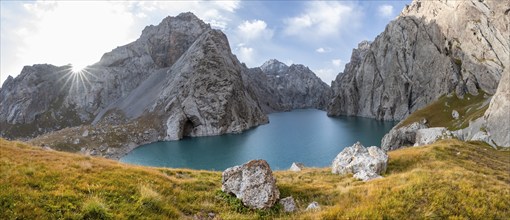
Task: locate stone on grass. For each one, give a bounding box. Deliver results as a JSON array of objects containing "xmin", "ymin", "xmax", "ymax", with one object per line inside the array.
[
  {"xmin": 289, "ymin": 162, "xmax": 305, "ymax": 172},
  {"xmin": 221, "ymin": 159, "xmax": 280, "ymax": 209},
  {"xmin": 331, "ymin": 142, "xmax": 388, "ymax": 181},
  {"xmin": 279, "ymin": 196, "xmax": 297, "ymax": 212},
  {"xmin": 306, "ymin": 201, "xmax": 320, "ymax": 211}
]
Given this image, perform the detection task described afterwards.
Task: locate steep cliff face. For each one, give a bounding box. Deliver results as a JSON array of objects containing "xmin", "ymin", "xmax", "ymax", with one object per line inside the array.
[
  {"xmin": 244, "ymin": 59, "xmax": 331, "ymax": 113},
  {"xmin": 484, "ymin": 69, "xmax": 510, "ymax": 147},
  {"xmin": 0, "ymin": 13, "xmax": 268, "ymax": 155},
  {"xmin": 328, "ymin": 0, "xmax": 509, "ymax": 120}
]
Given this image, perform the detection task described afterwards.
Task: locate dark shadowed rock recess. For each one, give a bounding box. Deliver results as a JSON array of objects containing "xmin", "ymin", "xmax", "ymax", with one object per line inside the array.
[{"xmin": 328, "ymin": 0, "xmax": 509, "ymax": 121}]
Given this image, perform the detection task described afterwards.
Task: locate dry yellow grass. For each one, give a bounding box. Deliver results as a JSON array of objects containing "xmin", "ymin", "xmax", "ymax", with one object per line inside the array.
[{"xmin": 1, "ymin": 138, "xmax": 509, "ymax": 219}]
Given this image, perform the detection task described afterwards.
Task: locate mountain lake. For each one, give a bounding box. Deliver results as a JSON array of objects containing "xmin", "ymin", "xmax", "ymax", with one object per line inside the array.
[{"xmin": 120, "ymin": 109, "xmax": 396, "ymax": 170}]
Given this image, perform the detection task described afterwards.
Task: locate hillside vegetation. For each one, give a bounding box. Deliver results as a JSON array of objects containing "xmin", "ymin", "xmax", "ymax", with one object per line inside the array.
[
  {"xmin": 398, "ymin": 92, "xmax": 491, "ymax": 130},
  {"xmin": 1, "ymin": 138, "xmax": 509, "ymax": 219}
]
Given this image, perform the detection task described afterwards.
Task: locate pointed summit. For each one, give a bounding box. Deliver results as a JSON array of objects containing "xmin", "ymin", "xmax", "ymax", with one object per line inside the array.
[
  {"xmin": 99, "ymin": 12, "xmax": 211, "ymax": 68},
  {"xmin": 260, "ymin": 59, "xmax": 289, "ymax": 75}
]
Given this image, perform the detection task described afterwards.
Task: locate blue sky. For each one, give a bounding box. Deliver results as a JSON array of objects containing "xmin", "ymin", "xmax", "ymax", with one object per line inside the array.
[{"xmin": 0, "ymin": 0, "xmax": 411, "ymax": 86}]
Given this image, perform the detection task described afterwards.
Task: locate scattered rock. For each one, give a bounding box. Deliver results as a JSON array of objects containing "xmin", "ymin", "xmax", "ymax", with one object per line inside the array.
[
  {"xmin": 353, "ymin": 169, "xmax": 383, "ymax": 181},
  {"xmin": 82, "ymin": 130, "xmax": 89, "ymax": 137},
  {"xmin": 452, "ymin": 110, "xmax": 459, "ymax": 119},
  {"xmin": 306, "ymin": 201, "xmax": 320, "ymax": 211},
  {"xmin": 381, "ymin": 121, "xmax": 428, "ymax": 151},
  {"xmin": 470, "ymin": 131, "xmax": 496, "ymax": 147},
  {"xmin": 98, "ymin": 145, "xmax": 108, "ymax": 152},
  {"xmin": 73, "ymin": 138, "xmax": 80, "ymax": 145},
  {"xmin": 289, "ymin": 162, "xmax": 305, "ymax": 172},
  {"xmin": 414, "ymin": 127, "xmax": 454, "ymax": 146},
  {"xmin": 332, "ymin": 142, "xmax": 388, "ymax": 181},
  {"xmin": 279, "ymin": 196, "xmax": 297, "ymax": 212},
  {"xmin": 221, "ymin": 159, "xmax": 280, "ymax": 209}
]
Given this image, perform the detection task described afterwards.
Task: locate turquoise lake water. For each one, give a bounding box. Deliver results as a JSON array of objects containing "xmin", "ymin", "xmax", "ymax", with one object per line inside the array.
[{"xmin": 120, "ymin": 109, "xmax": 396, "ymax": 170}]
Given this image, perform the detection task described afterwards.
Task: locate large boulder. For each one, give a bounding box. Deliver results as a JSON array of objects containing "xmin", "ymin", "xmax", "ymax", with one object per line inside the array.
[
  {"xmin": 221, "ymin": 160, "xmax": 280, "ymax": 209},
  {"xmin": 332, "ymin": 142, "xmax": 388, "ymax": 181}
]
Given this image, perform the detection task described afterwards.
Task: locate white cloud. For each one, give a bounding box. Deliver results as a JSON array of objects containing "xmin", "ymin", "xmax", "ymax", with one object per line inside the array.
[
  {"xmin": 235, "ymin": 44, "xmax": 256, "ymax": 66},
  {"xmin": 132, "ymin": 1, "xmax": 240, "ymax": 30},
  {"xmin": 316, "ymin": 47, "xmax": 332, "ymax": 53},
  {"xmin": 284, "ymin": 2, "xmax": 360, "ymax": 38},
  {"xmin": 378, "ymin": 5, "xmax": 394, "ymax": 18},
  {"xmin": 237, "ymin": 20, "xmax": 273, "ymax": 41},
  {"xmin": 314, "ymin": 68, "xmax": 338, "ymax": 85},
  {"xmin": 331, "ymin": 59, "xmax": 342, "ymax": 67}
]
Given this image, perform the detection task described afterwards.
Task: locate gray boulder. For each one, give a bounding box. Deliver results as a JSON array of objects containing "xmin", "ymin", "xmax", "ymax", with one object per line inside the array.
[
  {"xmin": 289, "ymin": 162, "xmax": 305, "ymax": 172},
  {"xmin": 332, "ymin": 142, "xmax": 388, "ymax": 181},
  {"xmin": 221, "ymin": 160, "xmax": 280, "ymax": 209},
  {"xmin": 413, "ymin": 127, "xmax": 454, "ymax": 146},
  {"xmin": 279, "ymin": 196, "xmax": 297, "ymax": 212},
  {"xmin": 381, "ymin": 121, "xmax": 428, "ymax": 151},
  {"xmin": 354, "ymin": 170, "xmax": 383, "ymax": 182},
  {"xmin": 470, "ymin": 131, "xmax": 497, "ymax": 147},
  {"xmin": 452, "ymin": 110, "xmax": 459, "ymax": 119}
]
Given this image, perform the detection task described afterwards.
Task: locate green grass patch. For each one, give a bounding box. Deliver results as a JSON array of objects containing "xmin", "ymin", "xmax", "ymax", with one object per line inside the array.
[{"xmin": 398, "ymin": 91, "xmax": 491, "ymax": 130}]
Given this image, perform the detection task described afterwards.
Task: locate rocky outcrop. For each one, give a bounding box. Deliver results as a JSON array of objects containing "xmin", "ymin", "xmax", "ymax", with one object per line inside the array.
[
  {"xmin": 0, "ymin": 13, "xmax": 268, "ymax": 155},
  {"xmin": 484, "ymin": 69, "xmax": 510, "ymax": 147},
  {"xmin": 381, "ymin": 120, "xmax": 428, "ymax": 151},
  {"xmin": 221, "ymin": 160, "xmax": 280, "ymax": 209},
  {"xmin": 243, "ymin": 59, "xmax": 331, "ymax": 113},
  {"xmin": 279, "ymin": 196, "xmax": 297, "ymax": 212},
  {"xmin": 289, "ymin": 162, "xmax": 305, "ymax": 172},
  {"xmin": 328, "ymin": 0, "xmax": 509, "ymax": 120},
  {"xmin": 332, "ymin": 142, "xmax": 388, "ymax": 181},
  {"xmin": 414, "ymin": 127, "xmax": 454, "ymax": 146}
]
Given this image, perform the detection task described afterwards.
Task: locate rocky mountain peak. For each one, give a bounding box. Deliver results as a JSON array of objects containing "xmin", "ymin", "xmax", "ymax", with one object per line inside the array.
[
  {"xmin": 357, "ymin": 40, "xmax": 371, "ymax": 50},
  {"xmin": 327, "ymin": 0, "xmax": 509, "ymax": 121},
  {"xmin": 98, "ymin": 12, "xmax": 211, "ymax": 69},
  {"xmin": 260, "ymin": 59, "xmax": 289, "ymax": 75},
  {"xmin": 0, "ymin": 12, "xmax": 268, "ymax": 148}
]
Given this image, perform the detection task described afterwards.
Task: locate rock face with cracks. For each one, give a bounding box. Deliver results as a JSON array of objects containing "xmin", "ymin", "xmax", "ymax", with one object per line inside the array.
[
  {"xmin": 328, "ymin": 0, "xmax": 509, "ymax": 120},
  {"xmin": 221, "ymin": 160, "xmax": 280, "ymax": 209},
  {"xmin": 243, "ymin": 59, "xmax": 331, "ymax": 113}
]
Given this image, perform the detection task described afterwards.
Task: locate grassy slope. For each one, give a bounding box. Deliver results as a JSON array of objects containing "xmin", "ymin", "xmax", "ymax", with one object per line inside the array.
[
  {"xmin": 1, "ymin": 138, "xmax": 509, "ymax": 219},
  {"xmin": 398, "ymin": 92, "xmax": 491, "ymax": 130}
]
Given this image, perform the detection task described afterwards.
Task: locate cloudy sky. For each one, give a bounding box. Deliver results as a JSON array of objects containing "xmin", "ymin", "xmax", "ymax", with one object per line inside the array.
[{"xmin": 0, "ymin": 0, "xmax": 411, "ymax": 86}]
